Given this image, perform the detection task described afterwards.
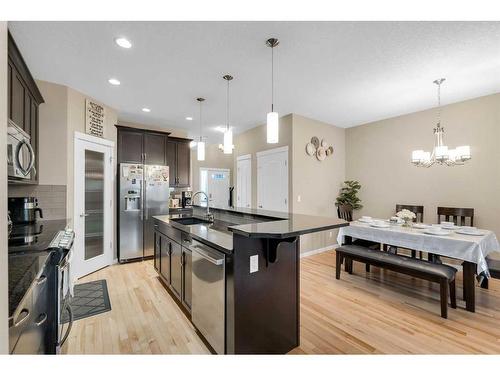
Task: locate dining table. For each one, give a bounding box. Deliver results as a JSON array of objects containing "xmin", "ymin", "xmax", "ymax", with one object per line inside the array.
[{"xmin": 337, "ymin": 219, "xmax": 500, "ymax": 312}]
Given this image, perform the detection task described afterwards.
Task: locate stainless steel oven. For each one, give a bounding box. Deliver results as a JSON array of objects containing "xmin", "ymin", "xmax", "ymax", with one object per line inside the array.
[{"xmin": 7, "ymin": 120, "xmax": 36, "ymax": 180}]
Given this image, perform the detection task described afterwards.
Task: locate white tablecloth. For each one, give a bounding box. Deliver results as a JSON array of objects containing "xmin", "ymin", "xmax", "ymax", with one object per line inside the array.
[{"xmin": 337, "ymin": 221, "xmax": 500, "ymax": 276}]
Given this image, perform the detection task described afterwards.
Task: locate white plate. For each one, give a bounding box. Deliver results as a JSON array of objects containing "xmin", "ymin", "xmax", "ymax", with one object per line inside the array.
[
  {"xmin": 424, "ymin": 229, "xmax": 451, "ymax": 236},
  {"xmin": 370, "ymin": 223, "xmax": 390, "ymax": 228},
  {"xmin": 455, "ymin": 229, "xmax": 487, "ymax": 236},
  {"xmin": 441, "ymin": 225, "xmax": 461, "ymax": 230},
  {"xmin": 358, "ymin": 219, "xmax": 373, "ymax": 223},
  {"xmin": 413, "ymin": 223, "xmax": 430, "ymax": 229}
]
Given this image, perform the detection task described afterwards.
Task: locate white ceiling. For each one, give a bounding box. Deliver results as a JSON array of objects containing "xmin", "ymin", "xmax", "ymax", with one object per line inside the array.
[{"xmin": 9, "ymin": 21, "xmax": 500, "ymax": 142}]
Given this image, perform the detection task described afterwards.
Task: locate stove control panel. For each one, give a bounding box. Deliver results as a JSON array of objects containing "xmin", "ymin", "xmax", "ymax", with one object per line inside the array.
[{"xmin": 49, "ymin": 229, "xmax": 75, "ymax": 250}]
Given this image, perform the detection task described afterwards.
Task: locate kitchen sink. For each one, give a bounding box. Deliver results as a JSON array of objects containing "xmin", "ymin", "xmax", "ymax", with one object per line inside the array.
[{"xmin": 171, "ymin": 217, "xmax": 211, "ymax": 225}]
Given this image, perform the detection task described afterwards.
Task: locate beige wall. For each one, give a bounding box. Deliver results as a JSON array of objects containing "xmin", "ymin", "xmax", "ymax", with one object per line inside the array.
[
  {"xmin": 36, "ymin": 80, "xmax": 68, "ymax": 185},
  {"xmin": 346, "ymin": 93, "xmax": 500, "ymax": 237},
  {"xmin": 191, "ymin": 143, "xmax": 234, "ymax": 194},
  {"xmin": 292, "ymin": 114, "xmax": 346, "ymax": 252},
  {"xmin": 0, "ymin": 21, "xmax": 9, "ymax": 354},
  {"xmin": 233, "ymin": 114, "xmax": 294, "ymax": 210}
]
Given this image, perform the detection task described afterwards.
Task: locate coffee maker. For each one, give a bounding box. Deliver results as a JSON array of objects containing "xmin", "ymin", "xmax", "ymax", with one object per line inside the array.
[
  {"xmin": 8, "ymin": 197, "xmax": 43, "ymax": 224},
  {"xmin": 181, "ymin": 191, "xmax": 192, "ymax": 208}
]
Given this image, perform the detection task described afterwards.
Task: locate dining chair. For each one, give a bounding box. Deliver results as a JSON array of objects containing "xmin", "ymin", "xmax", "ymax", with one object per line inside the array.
[
  {"xmin": 395, "ymin": 204, "xmax": 424, "ymax": 259},
  {"xmin": 396, "ymin": 204, "xmax": 424, "ymax": 223},
  {"xmin": 480, "ymin": 256, "xmax": 500, "ymax": 289},
  {"xmin": 431, "ymin": 207, "xmax": 475, "ymax": 264},
  {"xmin": 336, "ymin": 204, "xmax": 380, "ymax": 272},
  {"xmin": 337, "ymin": 204, "xmax": 353, "ymax": 222},
  {"xmin": 437, "ymin": 207, "xmax": 474, "ymax": 226}
]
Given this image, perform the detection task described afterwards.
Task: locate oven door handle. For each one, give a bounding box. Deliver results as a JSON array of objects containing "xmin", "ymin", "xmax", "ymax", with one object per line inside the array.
[
  {"xmin": 16, "ymin": 139, "xmax": 35, "ymax": 177},
  {"xmin": 58, "ymin": 303, "xmax": 73, "ymax": 347}
]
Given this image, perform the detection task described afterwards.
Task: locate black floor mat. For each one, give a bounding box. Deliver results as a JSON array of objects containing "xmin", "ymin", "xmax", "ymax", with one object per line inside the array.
[{"xmin": 62, "ymin": 279, "xmax": 111, "ymax": 323}]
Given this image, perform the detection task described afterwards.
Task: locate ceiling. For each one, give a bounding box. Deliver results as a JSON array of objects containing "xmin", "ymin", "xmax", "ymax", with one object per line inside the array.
[{"xmin": 9, "ymin": 21, "xmax": 500, "ymax": 142}]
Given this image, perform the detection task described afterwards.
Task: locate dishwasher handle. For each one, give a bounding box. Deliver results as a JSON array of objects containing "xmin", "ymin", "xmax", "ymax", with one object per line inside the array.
[{"xmin": 191, "ymin": 244, "xmax": 224, "ymax": 266}]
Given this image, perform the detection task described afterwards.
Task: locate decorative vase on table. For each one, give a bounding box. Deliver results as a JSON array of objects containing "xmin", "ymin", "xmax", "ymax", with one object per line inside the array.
[{"xmin": 396, "ymin": 209, "xmax": 416, "ymax": 228}]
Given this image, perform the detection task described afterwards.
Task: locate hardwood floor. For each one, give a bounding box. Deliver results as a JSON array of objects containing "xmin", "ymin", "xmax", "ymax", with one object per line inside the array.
[{"xmin": 63, "ymin": 250, "xmax": 500, "ymax": 354}]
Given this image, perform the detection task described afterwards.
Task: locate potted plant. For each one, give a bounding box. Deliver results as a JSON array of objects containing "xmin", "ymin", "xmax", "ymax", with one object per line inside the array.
[{"xmin": 335, "ymin": 180, "xmax": 363, "ymax": 211}]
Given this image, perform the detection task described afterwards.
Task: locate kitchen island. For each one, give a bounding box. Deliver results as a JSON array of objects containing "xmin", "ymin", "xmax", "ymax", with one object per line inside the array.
[{"xmin": 153, "ymin": 206, "xmax": 348, "ymax": 354}]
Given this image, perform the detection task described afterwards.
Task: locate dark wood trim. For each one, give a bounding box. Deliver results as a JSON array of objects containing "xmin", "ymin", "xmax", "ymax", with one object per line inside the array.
[
  {"xmin": 167, "ymin": 136, "xmax": 193, "ymax": 142},
  {"xmin": 8, "ymin": 31, "xmax": 44, "ymax": 104}
]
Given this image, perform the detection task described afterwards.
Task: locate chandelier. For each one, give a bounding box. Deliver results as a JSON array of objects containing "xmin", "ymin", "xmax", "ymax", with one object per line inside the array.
[{"xmin": 411, "ymin": 78, "xmax": 471, "ymax": 167}]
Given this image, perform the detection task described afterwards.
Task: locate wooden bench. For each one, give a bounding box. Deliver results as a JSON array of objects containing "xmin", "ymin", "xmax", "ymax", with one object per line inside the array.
[{"xmin": 335, "ymin": 245, "xmax": 457, "ymax": 318}]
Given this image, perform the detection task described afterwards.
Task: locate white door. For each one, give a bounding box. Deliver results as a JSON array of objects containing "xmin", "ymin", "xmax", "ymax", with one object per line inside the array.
[
  {"xmin": 74, "ymin": 133, "xmax": 114, "ymax": 279},
  {"xmin": 200, "ymin": 168, "xmax": 231, "ymax": 208},
  {"xmin": 257, "ymin": 146, "xmax": 289, "ymax": 212},
  {"xmin": 236, "ymin": 155, "xmax": 251, "ymax": 208}
]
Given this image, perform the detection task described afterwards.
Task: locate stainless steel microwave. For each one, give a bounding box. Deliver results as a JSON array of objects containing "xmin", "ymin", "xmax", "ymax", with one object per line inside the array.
[{"xmin": 7, "ymin": 120, "xmax": 36, "ymax": 180}]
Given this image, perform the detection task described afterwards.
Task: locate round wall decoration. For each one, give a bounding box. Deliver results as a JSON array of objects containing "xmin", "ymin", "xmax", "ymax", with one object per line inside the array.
[
  {"xmin": 316, "ymin": 146, "xmax": 326, "ymax": 161},
  {"xmin": 306, "ymin": 143, "xmax": 316, "ymax": 156},
  {"xmin": 311, "ymin": 136, "xmax": 320, "ymax": 148},
  {"xmin": 306, "ymin": 137, "xmax": 333, "ymax": 161}
]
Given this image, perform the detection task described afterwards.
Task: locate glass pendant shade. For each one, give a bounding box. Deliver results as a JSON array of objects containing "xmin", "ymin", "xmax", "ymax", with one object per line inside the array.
[
  {"xmin": 435, "ymin": 145, "xmax": 449, "ymax": 161},
  {"xmin": 197, "ymin": 141, "xmax": 205, "ymax": 161},
  {"xmin": 412, "ymin": 150, "xmax": 424, "ymax": 163},
  {"xmin": 223, "ymin": 129, "xmax": 233, "ymax": 154},
  {"xmin": 456, "ymin": 145, "xmax": 471, "ymax": 161},
  {"xmin": 267, "ymin": 112, "xmax": 279, "ymax": 144}
]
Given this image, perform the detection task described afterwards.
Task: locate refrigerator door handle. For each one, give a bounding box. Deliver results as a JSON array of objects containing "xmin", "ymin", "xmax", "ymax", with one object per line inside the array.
[{"xmin": 140, "ymin": 178, "xmax": 144, "ymax": 221}]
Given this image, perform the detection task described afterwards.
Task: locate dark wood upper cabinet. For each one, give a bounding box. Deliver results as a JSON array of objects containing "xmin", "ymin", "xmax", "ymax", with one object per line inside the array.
[
  {"xmin": 118, "ymin": 128, "xmax": 144, "ymax": 163},
  {"xmin": 167, "ymin": 137, "xmax": 191, "ymax": 188},
  {"xmin": 176, "ymin": 140, "xmax": 191, "ymax": 187},
  {"xmin": 144, "ymin": 133, "xmax": 166, "ymax": 165},
  {"xmin": 8, "ymin": 31, "xmax": 44, "ymax": 185}
]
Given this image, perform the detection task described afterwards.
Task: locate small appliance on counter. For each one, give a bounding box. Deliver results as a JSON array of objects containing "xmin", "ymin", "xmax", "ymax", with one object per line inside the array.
[
  {"xmin": 182, "ymin": 191, "xmax": 192, "ymax": 208},
  {"xmin": 8, "ymin": 197, "xmax": 43, "ymax": 224},
  {"xmin": 169, "ymin": 198, "xmax": 180, "ymax": 208}
]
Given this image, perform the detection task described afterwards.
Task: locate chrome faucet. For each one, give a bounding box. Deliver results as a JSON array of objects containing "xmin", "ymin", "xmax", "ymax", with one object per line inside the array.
[{"xmin": 192, "ymin": 191, "xmax": 214, "ymax": 222}]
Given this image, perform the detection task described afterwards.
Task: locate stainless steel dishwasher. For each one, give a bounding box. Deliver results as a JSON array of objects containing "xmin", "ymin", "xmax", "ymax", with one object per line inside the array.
[{"xmin": 189, "ymin": 239, "xmax": 225, "ymax": 354}]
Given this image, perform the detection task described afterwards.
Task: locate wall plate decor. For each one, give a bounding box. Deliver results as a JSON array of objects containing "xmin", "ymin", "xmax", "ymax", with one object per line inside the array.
[
  {"xmin": 316, "ymin": 146, "xmax": 326, "ymax": 161},
  {"xmin": 306, "ymin": 137, "xmax": 333, "ymax": 161},
  {"xmin": 306, "ymin": 143, "xmax": 316, "ymax": 156}
]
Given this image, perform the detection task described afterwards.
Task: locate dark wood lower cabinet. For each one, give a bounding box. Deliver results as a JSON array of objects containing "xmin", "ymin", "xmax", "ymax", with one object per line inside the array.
[
  {"xmin": 156, "ymin": 229, "xmax": 191, "ymax": 313},
  {"xmin": 170, "ymin": 240, "xmax": 182, "ymax": 298},
  {"xmin": 181, "ymin": 248, "xmax": 192, "ymax": 310},
  {"xmin": 159, "ymin": 236, "xmax": 171, "ymax": 283}
]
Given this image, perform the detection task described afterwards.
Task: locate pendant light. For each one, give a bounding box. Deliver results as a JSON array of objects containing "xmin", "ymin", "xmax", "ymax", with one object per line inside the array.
[
  {"xmin": 223, "ymin": 74, "xmax": 234, "ymax": 154},
  {"xmin": 196, "ymin": 97, "xmax": 205, "ymax": 161},
  {"xmin": 266, "ymin": 38, "xmax": 279, "ymax": 144}
]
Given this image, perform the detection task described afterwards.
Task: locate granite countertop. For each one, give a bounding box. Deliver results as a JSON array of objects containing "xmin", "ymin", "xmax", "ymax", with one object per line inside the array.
[
  {"xmin": 155, "ymin": 206, "xmax": 349, "ymax": 251},
  {"xmin": 154, "ymin": 214, "xmax": 234, "ymax": 253},
  {"xmin": 194, "ymin": 205, "xmax": 349, "ymax": 239}
]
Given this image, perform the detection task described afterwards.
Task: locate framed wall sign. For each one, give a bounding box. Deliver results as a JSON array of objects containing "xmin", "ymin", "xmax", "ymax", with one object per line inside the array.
[{"xmin": 85, "ymin": 99, "xmax": 106, "ymax": 138}]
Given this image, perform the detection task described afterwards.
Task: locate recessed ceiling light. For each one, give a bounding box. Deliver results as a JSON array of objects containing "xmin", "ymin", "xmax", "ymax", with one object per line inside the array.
[
  {"xmin": 215, "ymin": 126, "xmax": 229, "ymax": 133},
  {"xmin": 108, "ymin": 78, "xmax": 121, "ymax": 86},
  {"xmin": 185, "ymin": 117, "xmax": 193, "ymax": 121},
  {"xmin": 142, "ymin": 108, "xmax": 151, "ymax": 113},
  {"xmin": 115, "ymin": 37, "xmax": 132, "ymax": 49}
]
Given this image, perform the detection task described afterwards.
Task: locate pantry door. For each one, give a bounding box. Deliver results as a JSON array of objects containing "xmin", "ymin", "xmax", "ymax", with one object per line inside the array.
[{"xmin": 73, "ymin": 132, "xmax": 114, "ymax": 279}]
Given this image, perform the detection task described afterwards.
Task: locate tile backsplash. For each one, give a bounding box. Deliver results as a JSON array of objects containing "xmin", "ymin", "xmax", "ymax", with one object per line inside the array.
[{"xmin": 8, "ymin": 184, "xmax": 67, "ymax": 221}]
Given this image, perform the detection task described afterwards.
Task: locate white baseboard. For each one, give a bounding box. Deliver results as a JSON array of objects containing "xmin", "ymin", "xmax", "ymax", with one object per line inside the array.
[{"xmin": 300, "ymin": 244, "xmax": 339, "ymax": 258}]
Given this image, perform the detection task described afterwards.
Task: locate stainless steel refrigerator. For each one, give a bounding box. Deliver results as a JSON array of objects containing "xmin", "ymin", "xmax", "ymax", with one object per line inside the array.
[{"xmin": 119, "ymin": 163, "xmax": 169, "ymax": 262}]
